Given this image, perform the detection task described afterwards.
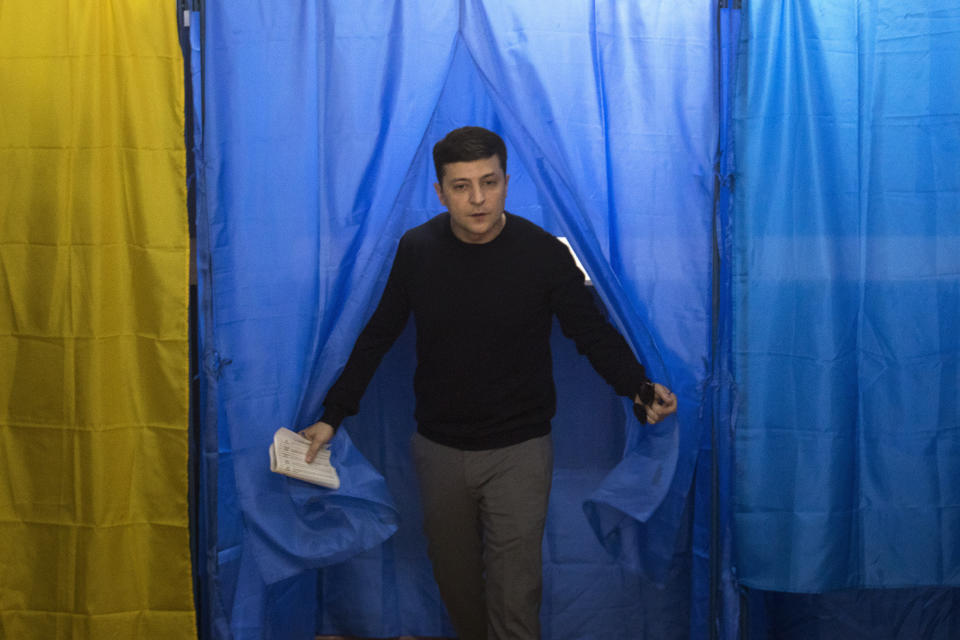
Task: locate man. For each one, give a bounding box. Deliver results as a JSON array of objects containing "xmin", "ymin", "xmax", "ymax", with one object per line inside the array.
[{"xmin": 301, "ymin": 126, "xmax": 677, "ymax": 640}]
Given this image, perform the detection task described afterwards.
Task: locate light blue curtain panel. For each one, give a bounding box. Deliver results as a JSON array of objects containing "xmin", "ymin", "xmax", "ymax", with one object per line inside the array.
[
  {"xmin": 193, "ymin": 0, "xmax": 719, "ymax": 638},
  {"xmin": 733, "ymin": 0, "xmax": 960, "ymax": 592}
]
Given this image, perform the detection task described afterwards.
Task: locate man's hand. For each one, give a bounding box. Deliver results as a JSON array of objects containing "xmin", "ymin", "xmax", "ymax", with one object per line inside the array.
[
  {"xmin": 300, "ymin": 421, "xmax": 335, "ymax": 463},
  {"xmin": 634, "ymin": 383, "xmax": 677, "ymax": 424}
]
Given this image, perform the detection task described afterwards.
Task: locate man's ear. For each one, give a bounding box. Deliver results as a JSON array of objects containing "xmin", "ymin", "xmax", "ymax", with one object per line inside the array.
[{"xmin": 434, "ymin": 182, "xmax": 446, "ymax": 207}]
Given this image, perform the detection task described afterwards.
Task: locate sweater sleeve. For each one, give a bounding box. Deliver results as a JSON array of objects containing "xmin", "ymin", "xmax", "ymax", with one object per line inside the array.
[
  {"xmin": 320, "ymin": 239, "xmax": 412, "ymax": 428},
  {"xmin": 547, "ymin": 240, "xmax": 650, "ymax": 399}
]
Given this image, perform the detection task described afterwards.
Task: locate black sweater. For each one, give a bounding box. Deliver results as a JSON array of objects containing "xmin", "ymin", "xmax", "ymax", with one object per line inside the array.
[{"xmin": 321, "ymin": 212, "xmax": 649, "ymax": 450}]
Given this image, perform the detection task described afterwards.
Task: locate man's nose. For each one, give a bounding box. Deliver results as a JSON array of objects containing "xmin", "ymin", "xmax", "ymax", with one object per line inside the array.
[{"xmin": 469, "ymin": 184, "xmax": 484, "ymax": 204}]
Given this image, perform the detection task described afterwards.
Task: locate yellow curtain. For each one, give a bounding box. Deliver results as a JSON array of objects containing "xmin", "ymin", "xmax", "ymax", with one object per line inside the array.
[{"xmin": 0, "ymin": 3, "xmax": 195, "ymax": 638}]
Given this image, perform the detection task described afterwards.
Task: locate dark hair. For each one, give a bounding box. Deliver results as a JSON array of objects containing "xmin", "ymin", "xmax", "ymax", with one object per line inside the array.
[{"xmin": 432, "ymin": 126, "xmax": 507, "ymax": 183}]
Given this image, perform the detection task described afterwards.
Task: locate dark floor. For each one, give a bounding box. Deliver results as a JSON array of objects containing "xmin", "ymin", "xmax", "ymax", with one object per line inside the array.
[
  {"xmin": 317, "ymin": 636, "xmax": 456, "ymax": 640},
  {"xmin": 317, "ymin": 637, "xmax": 453, "ymax": 640}
]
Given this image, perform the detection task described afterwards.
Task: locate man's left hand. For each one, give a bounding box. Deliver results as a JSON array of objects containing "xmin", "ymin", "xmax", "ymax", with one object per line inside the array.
[{"xmin": 634, "ymin": 383, "xmax": 677, "ymax": 424}]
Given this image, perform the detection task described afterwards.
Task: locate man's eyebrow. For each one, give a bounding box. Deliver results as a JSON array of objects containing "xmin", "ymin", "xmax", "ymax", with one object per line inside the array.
[{"xmin": 451, "ymin": 173, "xmax": 499, "ymax": 182}]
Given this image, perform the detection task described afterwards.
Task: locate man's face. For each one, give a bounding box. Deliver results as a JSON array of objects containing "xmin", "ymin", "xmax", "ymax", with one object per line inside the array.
[{"xmin": 434, "ymin": 155, "xmax": 510, "ymax": 244}]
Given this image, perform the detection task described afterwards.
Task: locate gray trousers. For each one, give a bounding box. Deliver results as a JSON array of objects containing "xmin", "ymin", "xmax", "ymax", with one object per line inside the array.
[{"xmin": 412, "ymin": 433, "xmax": 554, "ymax": 640}]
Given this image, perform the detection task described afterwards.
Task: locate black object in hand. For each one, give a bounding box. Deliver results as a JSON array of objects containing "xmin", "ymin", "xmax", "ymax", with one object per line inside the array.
[
  {"xmin": 634, "ymin": 381, "xmax": 656, "ymax": 423},
  {"xmin": 633, "ymin": 400, "xmax": 648, "ymax": 423}
]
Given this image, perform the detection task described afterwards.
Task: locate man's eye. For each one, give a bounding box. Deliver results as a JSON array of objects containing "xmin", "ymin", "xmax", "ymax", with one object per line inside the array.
[
  {"xmin": 484, "ymin": 180, "xmax": 497, "ymax": 187},
  {"xmin": 453, "ymin": 184, "xmax": 466, "ymax": 191}
]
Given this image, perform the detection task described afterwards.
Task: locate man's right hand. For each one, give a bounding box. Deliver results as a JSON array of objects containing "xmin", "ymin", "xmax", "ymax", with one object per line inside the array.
[{"xmin": 300, "ymin": 421, "xmax": 335, "ymax": 463}]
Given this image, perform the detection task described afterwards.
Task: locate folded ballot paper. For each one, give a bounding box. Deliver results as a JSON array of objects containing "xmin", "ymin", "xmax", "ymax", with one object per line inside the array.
[{"xmin": 269, "ymin": 427, "xmax": 340, "ymax": 489}]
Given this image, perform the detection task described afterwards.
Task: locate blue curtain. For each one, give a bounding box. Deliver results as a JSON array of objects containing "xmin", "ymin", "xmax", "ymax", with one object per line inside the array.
[
  {"xmin": 745, "ymin": 587, "xmax": 960, "ymax": 639},
  {"xmin": 193, "ymin": 1, "xmax": 718, "ymax": 638},
  {"xmin": 710, "ymin": 6, "xmax": 743, "ymax": 640},
  {"xmin": 733, "ymin": 0, "xmax": 960, "ymax": 595}
]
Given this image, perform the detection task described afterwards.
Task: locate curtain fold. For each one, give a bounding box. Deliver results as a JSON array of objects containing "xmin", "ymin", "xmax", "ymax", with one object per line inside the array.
[
  {"xmin": 195, "ymin": 2, "xmax": 460, "ymax": 637},
  {"xmin": 733, "ymin": 0, "xmax": 960, "ymax": 592},
  {"xmin": 0, "ymin": 3, "xmax": 195, "ymax": 638}
]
